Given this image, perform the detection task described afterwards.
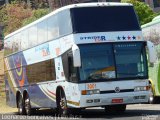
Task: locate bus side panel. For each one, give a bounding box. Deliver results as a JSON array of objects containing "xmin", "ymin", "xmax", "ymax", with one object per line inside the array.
[
  {"xmin": 27, "ymin": 84, "xmax": 57, "ymax": 109},
  {"xmin": 154, "ymin": 62, "xmax": 160, "ymax": 96},
  {"xmin": 149, "ymin": 61, "xmax": 160, "ymax": 96},
  {"xmin": 63, "ymin": 82, "xmax": 82, "ymax": 108},
  {"xmin": 4, "ymin": 52, "xmax": 28, "ymax": 107},
  {"xmin": 35, "ymin": 81, "xmax": 82, "ymax": 108},
  {"xmin": 5, "ymin": 73, "xmax": 17, "ymax": 107}
]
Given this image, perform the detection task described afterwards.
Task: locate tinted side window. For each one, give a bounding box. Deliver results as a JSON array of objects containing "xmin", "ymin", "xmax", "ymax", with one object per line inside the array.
[
  {"xmin": 4, "ymin": 38, "xmax": 10, "ymax": 56},
  {"xmin": 62, "ymin": 51, "xmax": 69, "ymax": 80},
  {"xmin": 28, "ymin": 25, "xmax": 37, "ymax": 47},
  {"xmin": 62, "ymin": 50, "xmax": 78, "ymax": 82},
  {"xmin": 58, "ymin": 10, "xmax": 72, "ymax": 36},
  {"xmin": 47, "ymin": 15, "xmax": 59, "ymax": 41},
  {"xmin": 38, "ymin": 21, "xmax": 47, "ymax": 44},
  {"xmin": 26, "ymin": 59, "xmax": 56, "ymax": 83},
  {"xmin": 14, "ymin": 33, "xmax": 21, "ymax": 51},
  {"xmin": 21, "ymin": 30, "xmax": 29, "ymax": 50}
]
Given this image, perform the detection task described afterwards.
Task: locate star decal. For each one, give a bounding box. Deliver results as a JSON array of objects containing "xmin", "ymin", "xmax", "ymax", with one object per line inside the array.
[
  {"xmin": 132, "ymin": 36, "xmax": 136, "ymax": 40},
  {"xmin": 127, "ymin": 36, "xmax": 131, "ymax": 40},
  {"xmin": 137, "ymin": 36, "xmax": 141, "ymax": 40},
  {"xmin": 117, "ymin": 36, "xmax": 121, "ymax": 40},
  {"xmin": 122, "ymin": 36, "xmax": 126, "ymax": 40},
  {"xmin": 117, "ymin": 35, "xmax": 138, "ymax": 40}
]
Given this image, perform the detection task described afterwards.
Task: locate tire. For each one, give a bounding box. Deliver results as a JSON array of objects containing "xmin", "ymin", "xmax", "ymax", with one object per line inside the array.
[
  {"xmin": 24, "ymin": 94, "xmax": 33, "ymax": 115},
  {"xmin": 17, "ymin": 95, "xmax": 25, "ymax": 115},
  {"xmin": 57, "ymin": 89, "xmax": 69, "ymax": 116},
  {"xmin": 105, "ymin": 105, "xmax": 126, "ymax": 114},
  {"xmin": 148, "ymin": 83, "xmax": 156, "ymax": 104}
]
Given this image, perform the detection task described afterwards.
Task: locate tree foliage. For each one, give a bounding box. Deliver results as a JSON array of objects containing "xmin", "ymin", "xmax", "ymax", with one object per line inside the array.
[
  {"xmin": 0, "ymin": 3, "xmax": 32, "ymax": 35},
  {"xmin": 0, "ymin": 2, "xmax": 49, "ymax": 35},
  {"xmin": 22, "ymin": 9, "xmax": 49, "ymax": 26},
  {"xmin": 121, "ymin": 0, "xmax": 157, "ymax": 25}
]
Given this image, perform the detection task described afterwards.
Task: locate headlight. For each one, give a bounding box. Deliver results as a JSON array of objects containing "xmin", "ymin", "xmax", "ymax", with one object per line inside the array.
[
  {"xmin": 81, "ymin": 89, "xmax": 100, "ymax": 95},
  {"xmin": 134, "ymin": 86, "xmax": 149, "ymax": 91}
]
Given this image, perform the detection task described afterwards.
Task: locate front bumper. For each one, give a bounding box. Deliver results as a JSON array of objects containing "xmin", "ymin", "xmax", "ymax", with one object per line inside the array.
[{"xmin": 80, "ymin": 91, "xmax": 149, "ymax": 108}]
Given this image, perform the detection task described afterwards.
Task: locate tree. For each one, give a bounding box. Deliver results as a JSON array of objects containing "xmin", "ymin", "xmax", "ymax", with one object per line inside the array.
[
  {"xmin": 29, "ymin": 0, "xmax": 49, "ymax": 9},
  {"xmin": 0, "ymin": 3, "xmax": 33, "ymax": 35},
  {"xmin": 121, "ymin": 0, "xmax": 157, "ymax": 25},
  {"xmin": 48, "ymin": 0, "xmax": 60, "ymax": 10},
  {"xmin": 22, "ymin": 8, "xmax": 49, "ymax": 26},
  {"xmin": 0, "ymin": 2, "xmax": 49, "ymax": 35},
  {"xmin": 0, "ymin": 25, "xmax": 4, "ymax": 50}
]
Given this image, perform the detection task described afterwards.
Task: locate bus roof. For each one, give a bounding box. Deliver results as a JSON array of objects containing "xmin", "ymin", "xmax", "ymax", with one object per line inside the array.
[
  {"xmin": 5, "ymin": 2, "xmax": 132, "ymax": 39},
  {"xmin": 141, "ymin": 15, "xmax": 160, "ymax": 29}
]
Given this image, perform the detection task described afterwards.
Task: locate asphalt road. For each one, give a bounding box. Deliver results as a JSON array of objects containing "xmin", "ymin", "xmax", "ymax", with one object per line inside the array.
[{"xmin": 0, "ymin": 104, "xmax": 160, "ymax": 120}]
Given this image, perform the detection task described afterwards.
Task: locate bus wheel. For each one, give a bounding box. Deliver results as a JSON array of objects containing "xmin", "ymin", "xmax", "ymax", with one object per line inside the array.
[
  {"xmin": 149, "ymin": 83, "xmax": 155, "ymax": 104},
  {"xmin": 57, "ymin": 89, "xmax": 68, "ymax": 116},
  {"xmin": 17, "ymin": 95, "xmax": 25, "ymax": 115},
  {"xmin": 105, "ymin": 105, "xmax": 126, "ymax": 114},
  {"xmin": 24, "ymin": 94, "xmax": 33, "ymax": 115}
]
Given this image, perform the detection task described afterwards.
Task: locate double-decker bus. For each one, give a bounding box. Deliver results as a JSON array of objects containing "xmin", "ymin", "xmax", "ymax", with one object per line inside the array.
[
  {"xmin": 142, "ymin": 15, "xmax": 160, "ymax": 104},
  {"xmin": 4, "ymin": 2, "xmax": 156, "ymax": 115}
]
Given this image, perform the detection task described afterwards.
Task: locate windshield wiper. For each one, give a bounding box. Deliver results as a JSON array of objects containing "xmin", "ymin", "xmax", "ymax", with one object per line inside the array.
[
  {"xmin": 87, "ymin": 74, "xmax": 103, "ymax": 80},
  {"xmin": 117, "ymin": 73, "xmax": 145, "ymax": 79}
]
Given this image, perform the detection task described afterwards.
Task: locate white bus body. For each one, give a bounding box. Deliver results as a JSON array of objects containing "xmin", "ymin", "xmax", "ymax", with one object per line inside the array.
[{"xmin": 4, "ymin": 3, "xmax": 151, "ymax": 115}]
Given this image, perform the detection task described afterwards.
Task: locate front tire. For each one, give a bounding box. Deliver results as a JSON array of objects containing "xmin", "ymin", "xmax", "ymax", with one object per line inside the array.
[{"xmin": 57, "ymin": 89, "xmax": 69, "ymax": 116}]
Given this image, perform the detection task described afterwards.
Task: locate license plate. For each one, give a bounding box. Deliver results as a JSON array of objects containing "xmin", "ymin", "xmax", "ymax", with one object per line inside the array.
[{"xmin": 112, "ymin": 98, "xmax": 123, "ymax": 103}]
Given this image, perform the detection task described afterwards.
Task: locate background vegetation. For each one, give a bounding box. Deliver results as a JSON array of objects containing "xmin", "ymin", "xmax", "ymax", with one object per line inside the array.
[
  {"xmin": 0, "ymin": 2, "xmax": 49, "ymax": 35},
  {"xmin": 122, "ymin": 0, "xmax": 159, "ymax": 25},
  {"xmin": 0, "ymin": 0, "xmax": 160, "ymax": 36}
]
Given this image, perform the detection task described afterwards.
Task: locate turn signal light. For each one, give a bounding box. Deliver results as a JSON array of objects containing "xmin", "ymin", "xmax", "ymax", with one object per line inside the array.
[
  {"xmin": 81, "ymin": 89, "xmax": 100, "ymax": 95},
  {"xmin": 81, "ymin": 90, "xmax": 87, "ymax": 95}
]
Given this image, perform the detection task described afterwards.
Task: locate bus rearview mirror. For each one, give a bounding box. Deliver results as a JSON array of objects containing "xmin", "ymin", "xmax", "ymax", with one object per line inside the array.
[
  {"xmin": 72, "ymin": 44, "xmax": 81, "ymax": 67},
  {"xmin": 147, "ymin": 41, "xmax": 157, "ymax": 64}
]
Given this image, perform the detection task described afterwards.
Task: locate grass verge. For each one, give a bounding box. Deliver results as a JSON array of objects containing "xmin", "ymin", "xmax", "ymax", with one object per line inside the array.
[{"xmin": 0, "ymin": 97, "xmax": 17, "ymax": 114}]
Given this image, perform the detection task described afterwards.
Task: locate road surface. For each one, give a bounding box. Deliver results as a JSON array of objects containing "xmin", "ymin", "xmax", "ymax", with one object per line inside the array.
[{"xmin": 0, "ymin": 104, "xmax": 160, "ymax": 120}]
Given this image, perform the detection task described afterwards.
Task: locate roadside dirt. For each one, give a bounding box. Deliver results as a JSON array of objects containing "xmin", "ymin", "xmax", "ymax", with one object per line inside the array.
[{"xmin": 0, "ymin": 97, "xmax": 17, "ymax": 114}]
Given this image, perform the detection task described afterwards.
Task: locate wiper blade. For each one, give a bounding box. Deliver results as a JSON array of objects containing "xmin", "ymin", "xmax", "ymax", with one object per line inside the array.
[{"xmin": 87, "ymin": 74, "xmax": 103, "ymax": 80}]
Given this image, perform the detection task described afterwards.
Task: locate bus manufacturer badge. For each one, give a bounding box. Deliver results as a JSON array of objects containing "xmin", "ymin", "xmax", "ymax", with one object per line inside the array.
[{"xmin": 115, "ymin": 87, "xmax": 120, "ymax": 93}]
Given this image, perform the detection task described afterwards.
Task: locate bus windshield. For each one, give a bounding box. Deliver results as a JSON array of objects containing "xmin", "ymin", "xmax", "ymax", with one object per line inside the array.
[
  {"xmin": 71, "ymin": 6, "xmax": 140, "ymax": 33},
  {"xmin": 79, "ymin": 42, "xmax": 148, "ymax": 81}
]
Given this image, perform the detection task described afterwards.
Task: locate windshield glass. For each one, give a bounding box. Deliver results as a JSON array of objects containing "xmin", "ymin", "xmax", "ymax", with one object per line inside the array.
[
  {"xmin": 79, "ymin": 44, "xmax": 116, "ymax": 80},
  {"xmin": 71, "ymin": 6, "xmax": 140, "ymax": 33},
  {"xmin": 79, "ymin": 42, "xmax": 147, "ymax": 81},
  {"xmin": 114, "ymin": 43, "xmax": 147, "ymax": 78}
]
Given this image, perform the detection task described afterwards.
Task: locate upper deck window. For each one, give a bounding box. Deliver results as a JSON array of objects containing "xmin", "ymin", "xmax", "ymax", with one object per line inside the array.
[{"xmin": 71, "ymin": 6, "xmax": 141, "ymax": 33}]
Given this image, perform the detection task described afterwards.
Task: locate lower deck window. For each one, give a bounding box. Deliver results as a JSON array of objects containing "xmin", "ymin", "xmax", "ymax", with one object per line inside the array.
[{"xmin": 26, "ymin": 59, "xmax": 56, "ymax": 83}]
